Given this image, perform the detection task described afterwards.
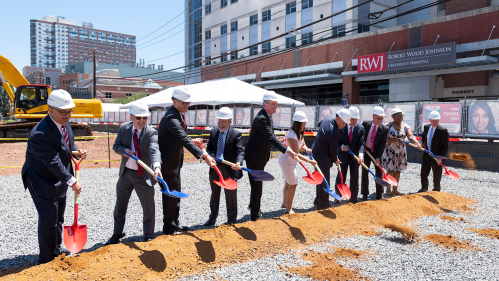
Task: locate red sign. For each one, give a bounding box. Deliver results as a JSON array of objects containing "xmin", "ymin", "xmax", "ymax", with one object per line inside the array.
[{"xmin": 358, "ymin": 53, "xmax": 386, "ymax": 73}]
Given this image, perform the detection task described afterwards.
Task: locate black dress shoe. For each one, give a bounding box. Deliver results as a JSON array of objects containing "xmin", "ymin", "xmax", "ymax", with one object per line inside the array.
[
  {"xmin": 362, "ymin": 195, "xmax": 368, "ymax": 201},
  {"xmin": 203, "ymin": 219, "xmax": 216, "ymax": 226},
  {"xmin": 224, "ymin": 221, "xmax": 235, "ymax": 226},
  {"xmin": 105, "ymin": 233, "xmax": 126, "ymax": 245},
  {"xmin": 57, "ymin": 249, "xmax": 71, "ymax": 256},
  {"xmin": 143, "ymin": 237, "xmax": 153, "ymax": 242},
  {"xmin": 417, "ymin": 189, "xmax": 428, "ymax": 193},
  {"xmin": 333, "ymin": 199, "xmax": 341, "ymax": 204},
  {"xmin": 174, "ymin": 225, "xmax": 189, "ymax": 232},
  {"xmin": 349, "ymin": 199, "xmax": 358, "ymax": 204}
]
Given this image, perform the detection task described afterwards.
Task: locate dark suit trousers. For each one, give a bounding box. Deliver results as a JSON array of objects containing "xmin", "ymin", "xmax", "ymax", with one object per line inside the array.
[
  {"xmin": 335, "ymin": 162, "xmax": 360, "ymax": 202},
  {"xmin": 420, "ymin": 153, "xmax": 443, "ymax": 191},
  {"xmin": 26, "ymin": 177, "xmax": 66, "ymax": 264},
  {"xmin": 314, "ymin": 154, "xmax": 331, "ymax": 209},
  {"xmin": 209, "ymin": 165, "xmax": 237, "ymax": 223},
  {"xmin": 113, "ymin": 168, "xmax": 155, "ymax": 239},
  {"xmin": 247, "ymin": 160, "xmax": 265, "ymax": 221},
  {"xmin": 161, "ymin": 173, "xmax": 182, "ymax": 234},
  {"xmin": 361, "ymin": 150, "xmax": 384, "ymax": 198}
]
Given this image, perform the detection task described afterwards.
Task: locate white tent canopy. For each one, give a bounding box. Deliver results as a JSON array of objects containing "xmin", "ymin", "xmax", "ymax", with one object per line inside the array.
[{"xmin": 119, "ymin": 78, "xmax": 304, "ymax": 109}]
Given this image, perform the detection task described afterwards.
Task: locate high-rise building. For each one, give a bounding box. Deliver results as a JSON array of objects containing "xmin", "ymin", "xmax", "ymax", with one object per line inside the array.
[{"xmin": 30, "ymin": 15, "xmax": 136, "ymax": 69}]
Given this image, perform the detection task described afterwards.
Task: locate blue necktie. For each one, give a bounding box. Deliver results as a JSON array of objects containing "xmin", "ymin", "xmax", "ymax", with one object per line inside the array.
[
  {"xmin": 217, "ymin": 131, "xmax": 225, "ymax": 160},
  {"xmin": 428, "ymin": 127, "xmax": 434, "ymax": 151}
]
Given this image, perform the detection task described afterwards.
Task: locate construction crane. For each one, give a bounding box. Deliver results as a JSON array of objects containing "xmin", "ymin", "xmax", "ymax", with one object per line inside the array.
[{"xmin": 0, "ymin": 55, "xmax": 103, "ymax": 138}]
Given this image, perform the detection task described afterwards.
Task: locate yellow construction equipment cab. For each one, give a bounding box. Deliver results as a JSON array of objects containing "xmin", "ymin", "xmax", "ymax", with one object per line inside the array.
[{"xmin": 0, "ymin": 55, "xmax": 103, "ymax": 138}]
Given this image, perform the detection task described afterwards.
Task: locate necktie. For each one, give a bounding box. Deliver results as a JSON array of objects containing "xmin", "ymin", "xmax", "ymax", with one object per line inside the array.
[
  {"xmin": 133, "ymin": 129, "xmax": 143, "ymax": 176},
  {"xmin": 217, "ymin": 131, "xmax": 225, "ymax": 160},
  {"xmin": 371, "ymin": 125, "xmax": 377, "ymax": 149},
  {"xmin": 349, "ymin": 126, "xmax": 353, "ymax": 144},
  {"xmin": 428, "ymin": 127, "xmax": 434, "ymax": 151},
  {"xmin": 181, "ymin": 113, "xmax": 186, "ymax": 130},
  {"xmin": 62, "ymin": 126, "xmax": 69, "ymax": 147}
]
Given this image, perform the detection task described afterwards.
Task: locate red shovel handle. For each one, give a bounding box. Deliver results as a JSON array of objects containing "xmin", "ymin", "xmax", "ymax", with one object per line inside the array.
[{"xmin": 213, "ymin": 165, "xmax": 225, "ymax": 184}]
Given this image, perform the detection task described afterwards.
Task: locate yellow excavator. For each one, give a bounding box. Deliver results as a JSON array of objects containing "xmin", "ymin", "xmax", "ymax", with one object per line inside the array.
[{"xmin": 0, "ymin": 55, "xmax": 103, "ymax": 138}]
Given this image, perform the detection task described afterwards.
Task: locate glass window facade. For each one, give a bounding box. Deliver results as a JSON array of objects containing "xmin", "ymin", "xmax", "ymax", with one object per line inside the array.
[{"xmin": 286, "ymin": 2, "xmax": 296, "ymax": 15}]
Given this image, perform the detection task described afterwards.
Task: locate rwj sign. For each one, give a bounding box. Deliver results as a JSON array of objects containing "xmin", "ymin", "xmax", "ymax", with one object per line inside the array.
[{"xmin": 357, "ymin": 53, "xmax": 386, "ymax": 73}]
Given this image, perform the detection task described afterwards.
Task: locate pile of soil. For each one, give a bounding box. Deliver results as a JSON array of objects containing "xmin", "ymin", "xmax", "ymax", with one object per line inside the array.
[
  {"xmin": 450, "ymin": 153, "xmax": 476, "ymax": 169},
  {"xmin": 0, "ymin": 192, "xmax": 475, "ymax": 280},
  {"xmin": 440, "ymin": 216, "xmax": 466, "ymax": 222},
  {"xmin": 382, "ymin": 222, "xmax": 418, "ymax": 242},
  {"xmin": 468, "ymin": 228, "xmax": 499, "ymax": 239},
  {"xmin": 285, "ymin": 248, "xmax": 368, "ymax": 280},
  {"xmin": 424, "ymin": 234, "xmax": 480, "ymax": 251}
]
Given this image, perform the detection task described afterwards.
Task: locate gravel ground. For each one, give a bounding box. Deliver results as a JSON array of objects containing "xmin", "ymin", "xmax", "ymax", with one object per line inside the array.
[{"xmin": 1, "ymin": 159, "xmax": 498, "ymax": 280}]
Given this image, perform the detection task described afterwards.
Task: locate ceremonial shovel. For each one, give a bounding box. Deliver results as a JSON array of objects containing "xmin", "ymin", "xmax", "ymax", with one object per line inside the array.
[
  {"xmin": 347, "ymin": 147, "xmax": 391, "ymax": 188},
  {"xmin": 123, "ymin": 151, "xmax": 189, "ymax": 199},
  {"xmin": 335, "ymin": 162, "xmax": 351, "ymax": 200},
  {"xmin": 283, "ymin": 143, "xmax": 322, "ymax": 185},
  {"xmin": 364, "ymin": 149, "xmax": 398, "ymax": 186},
  {"xmin": 63, "ymin": 152, "xmax": 87, "ymax": 254},
  {"xmin": 193, "ymin": 142, "xmax": 238, "ymax": 190},
  {"xmin": 304, "ymin": 151, "xmax": 341, "ymax": 200}
]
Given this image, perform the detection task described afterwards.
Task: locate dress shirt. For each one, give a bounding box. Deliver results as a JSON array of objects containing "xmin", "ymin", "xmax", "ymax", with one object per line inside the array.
[
  {"xmin": 125, "ymin": 124, "xmax": 161, "ymax": 171},
  {"xmin": 428, "ymin": 125, "xmax": 437, "ymax": 151},
  {"xmin": 366, "ymin": 123, "xmax": 376, "ymax": 149},
  {"xmin": 341, "ymin": 124, "xmax": 364, "ymax": 158},
  {"xmin": 217, "ymin": 129, "xmax": 228, "ymax": 160},
  {"xmin": 49, "ymin": 115, "xmax": 77, "ymax": 187}
]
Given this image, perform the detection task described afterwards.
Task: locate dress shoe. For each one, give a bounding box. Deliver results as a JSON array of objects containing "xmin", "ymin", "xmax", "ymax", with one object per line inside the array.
[
  {"xmin": 224, "ymin": 221, "xmax": 235, "ymax": 226},
  {"xmin": 362, "ymin": 195, "xmax": 368, "ymax": 201},
  {"xmin": 417, "ymin": 189, "xmax": 428, "ymax": 193},
  {"xmin": 105, "ymin": 233, "xmax": 126, "ymax": 245},
  {"xmin": 56, "ymin": 249, "xmax": 71, "ymax": 256},
  {"xmin": 349, "ymin": 199, "xmax": 358, "ymax": 204},
  {"xmin": 143, "ymin": 237, "xmax": 153, "ymax": 242},
  {"xmin": 333, "ymin": 199, "xmax": 341, "ymax": 204},
  {"xmin": 174, "ymin": 225, "xmax": 189, "ymax": 232},
  {"xmin": 203, "ymin": 219, "xmax": 216, "ymax": 226}
]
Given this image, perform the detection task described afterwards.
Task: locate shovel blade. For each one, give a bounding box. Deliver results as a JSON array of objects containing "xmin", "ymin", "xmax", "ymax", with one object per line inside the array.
[
  {"xmin": 375, "ymin": 177, "xmax": 391, "ymax": 188},
  {"xmin": 311, "ymin": 171, "xmax": 324, "ymax": 184},
  {"xmin": 213, "ymin": 178, "xmax": 238, "ymax": 190},
  {"xmin": 162, "ymin": 190, "xmax": 189, "ymax": 199},
  {"xmin": 63, "ymin": 225, "xmax": 87, "ymax": 254},
  {"xmin": 250, "ymin": 170, "xmax": 274, "ymax": 181},
  {"xmin": 336, "ymin": 183, "xmax": 351, "ymax": 200},
  {"xmin": 444, "ymin": 170, "xmax": 460, "ymax": 180},
  {"xmin": 433, "ymin": 155, "xmax": 450, "ymax": 160},
  {"xmin": 382, "ymin": 175, "xmax": 398, "ymax": 186}
]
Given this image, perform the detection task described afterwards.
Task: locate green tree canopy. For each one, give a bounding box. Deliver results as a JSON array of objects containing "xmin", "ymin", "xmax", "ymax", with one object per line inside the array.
[{"xmin": 112, "ymin": 92, "xmax": 148, "ymax": 104}]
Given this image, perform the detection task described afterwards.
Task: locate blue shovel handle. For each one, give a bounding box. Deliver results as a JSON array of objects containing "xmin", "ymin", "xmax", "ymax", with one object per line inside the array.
[
  {"xmin": 304, "ymin": 151, "xmax": 341, "ymax": 201},
  {"xmin": 397, "ymin": 139, "xmax": 434, "ymax": 156},
  {"xmin": 124, "ymin": 151, "xmax": 173, "ymax": 194},
  {"xmin": 209, "ymin": 153, "xmax": 251, "ymax": 173},
  {"xmin": 347, "ymin": 147, "xmax": 376, "ymax": 178}
]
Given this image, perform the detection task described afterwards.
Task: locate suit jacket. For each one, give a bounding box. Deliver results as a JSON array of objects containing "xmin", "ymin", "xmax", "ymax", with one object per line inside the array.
[
  {"xmin": 312, "ymin": 117, "xmax": 341, "ymax": 163},
  {"xmin": 22, "ymin": 115, "xmax": 78, "ymax": 199},
  {"xmin": 337, "ymin": 123, "xmax": 365, "ymax": 167},
  {"xmin": 421, "ymin": 124, "xmax": 449, "ymax": 157},
  {"xmin": 158, "ymin": 106, "xmax": 204, "ymax": 176},
  {"xmin": 113, "ymin": 122, "xmax": 161, "ymax": 186},
  {"xmin": 206, "ymin": 126, "xmax": 245, "ymax": 180},
  {"xmin": 362, "ymin": 121, "xmax": 389, "ymax": 160},
  {"xmin": 244, "ymin": 109, "xmax": 287, "ymax": 168}
]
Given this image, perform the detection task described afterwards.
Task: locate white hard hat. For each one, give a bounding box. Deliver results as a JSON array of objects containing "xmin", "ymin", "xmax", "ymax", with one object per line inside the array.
[
  {"xmin": 292, "ymin": 111, "xmax": 308, "ymax": 122},
  {"xmin": 391, "ymin": 107, "xmax": 403, "ymax": 116},
  {"xmin": 337, "ymin": 108, "xmax": 352, "ymax": 124},
  {"xmin": 429, "ymin": 110, "xmax": 441, "ymax": 120},
  {"xmin": 48, "ymin": 89, "xmax": 75, "ymax": 109},
  {"xmin": 349, "ymin": 107, "xmax": 360, "ymax": 119},
  {"xmin": 262, "ymin": 92, "xmax": 279, "ymax": 102},
  {"xmin": 217, "ymin": 107, "xmax": 233, "ymax": 119},
  {"xmin": 129, "ymin": 101, "xmax": 150, "ymax": 117},
  {"xmin": 373, "ymin": 106, "xmax": 386, "ymax": 116},
  {"xmin": 172, "ymin": 86, "xmax": 192, "ymax": 102}
]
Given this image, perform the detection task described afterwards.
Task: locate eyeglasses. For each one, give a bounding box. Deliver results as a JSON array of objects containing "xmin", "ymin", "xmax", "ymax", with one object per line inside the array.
[
  {"xmin": 374, "ymin": 116, "xmax": 384, "ymax": 121},
  {"xmin": 133, "ymin": 116, "xmax": 148, "ymax": 120},
  {"xmin": 174, "ymin": 98, "xmax": 191, "ymax": 106},
  {"xmin": 54, "ymin": 109, "xmax": 74, "ymax": 116}
]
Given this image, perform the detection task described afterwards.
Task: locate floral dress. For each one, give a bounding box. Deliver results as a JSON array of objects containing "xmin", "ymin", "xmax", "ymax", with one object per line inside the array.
[{"xmin": 381, "ymin": 122, "xmax": 411, "ymax": 172}]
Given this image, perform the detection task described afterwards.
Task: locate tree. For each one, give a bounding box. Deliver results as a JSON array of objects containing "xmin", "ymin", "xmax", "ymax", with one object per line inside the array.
[
  {"xmin": 0, "ymin": 84, "xmax": 13, "ymax": 118},
  {"xmin": 112, "ymin": 92, "xmax": 148, "ymax": 104}
]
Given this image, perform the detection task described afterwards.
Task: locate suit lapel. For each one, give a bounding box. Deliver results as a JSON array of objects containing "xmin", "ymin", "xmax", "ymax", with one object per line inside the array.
[{"xmin": 126, "ymin": 123, "xmax": 134, "ymax": 149}]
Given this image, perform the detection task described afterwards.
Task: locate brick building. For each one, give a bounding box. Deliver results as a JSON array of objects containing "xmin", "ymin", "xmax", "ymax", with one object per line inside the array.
[{"xmin": 195, "ymin": 1, "xmax": 499, "ymax": 104}]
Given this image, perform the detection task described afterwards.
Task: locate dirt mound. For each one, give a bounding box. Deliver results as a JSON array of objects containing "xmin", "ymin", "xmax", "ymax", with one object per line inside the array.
[
  {"xmin": 468, "ymin": 228, "xmax": 499, "ymax": 239},
  {"xmin": 382, "ymin": 223, "xmax": 418, "ymax": 242},
  {"xmin": 0, "ymin": 192, "xmax": 475, "ymax": 280},
  {"xmin": 450, "ymin": 153, "xmax": 476, "ymax": 169},
  {"xmin": 425, "ymin": 234, "xmax": 480, "ymax": 251},
  {"xmin": 440, "ymin": 216, "xmax": 466, "ymax": 222},
  {"xmin": 286, "ymin": 248, "xmax": 368, "ymax": 280}
]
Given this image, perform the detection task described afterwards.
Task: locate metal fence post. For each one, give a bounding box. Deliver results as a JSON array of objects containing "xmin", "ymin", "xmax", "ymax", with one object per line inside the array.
[{"xmin": 463, "ymin": 96, "xmax": 467, "ymax": 139}]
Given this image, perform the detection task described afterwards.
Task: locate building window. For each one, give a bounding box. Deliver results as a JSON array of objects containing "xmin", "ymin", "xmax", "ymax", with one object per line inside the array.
[
  {"xmin": 231, "ymin": 0, "xmax": 238, "ymax": 3},
  {"xmin": 221, "ymin": 0, "xmax": 227, "ymax": 8},
  {"xmin": 221, "ymin": 25, "xmax": 227, "ymax": 35},
  {"xmin": 333, "ymin": 25, "xmax": 346, "ymax": 37},
  {"xmin": 221, "ymin": 53, "xmax": 227, "ymax": 62},
  {"xmin": 231, "ymin": 21, "xmax": 238, "ymax": 32},
  {"xmin": 205, "ymin": 3, "xmax": 211, "ymax": 14},
  {"xmin": 438, "ymin": 3, "xmax": 446, "ymax": 12},
  {"xmin": 286, "ymin": 2, "xmax": 296, "ymax": 15},
  {"xmin": 358, "ymin": 24, "xmax": 369, "ymax": 33},
  {"xmin": 230, "ymin": 52, "xmax": 238, "ymax": 60},
  {"xmin": 250, "ymin": 46, "xmax": 258, "ymax": 55},
  {"xmin": 262, "ymin": 10, "xmax": 271, "ymax": 22},
  {"xmin": 250, "ymin": 14, "xmax": 258, "ymax": 26},
  {"xmin": 105, "ymin": 92, "xmax": 112, "ymax": 98},
  {"xmin": 126, "ymin": 93, "xmax": 132, "ymax": 97},
  {"xmin": 302, "ymin": 0, "xmax": 313, "ymax": 9},
  {"xmin": 205, "ymin": 56, "xmax": 211, "ymax": 65},
  {"xmin": 205, "ymin": 30, "xmax": 211, "ymax": 40},
  {"xmin": 262, "ymin": 42, "xmax": 271, "ymax": 53},
  {"xmin": 302, "ymin": 32, "xmax": 313, "ymax": 45},
  {"xmin": 286, "ymin": 36, "xmax": 296, "ymax": 48}
]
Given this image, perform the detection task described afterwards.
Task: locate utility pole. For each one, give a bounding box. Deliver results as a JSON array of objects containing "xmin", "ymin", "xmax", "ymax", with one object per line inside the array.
[{"xmin": 88, "ymin": 49, "xmax": 109, "ymax": 99}]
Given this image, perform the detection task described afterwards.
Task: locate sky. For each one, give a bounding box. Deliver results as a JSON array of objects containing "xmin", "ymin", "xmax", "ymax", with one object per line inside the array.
[{"xmin": 0, "ymin": 0, "xmax": 186, "ymax": 73}]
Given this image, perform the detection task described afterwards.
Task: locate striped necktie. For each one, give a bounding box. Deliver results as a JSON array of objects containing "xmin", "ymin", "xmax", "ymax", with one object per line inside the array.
[
  {"xmin": 370, "ymin": 125, "xmax": 377, "ymax": 149},
  {"xmin": 216, "ymin": 131, "xmax": 225, "ymax": 160},
  {"xmin": 62, "ymin": 126, "xmax": 69, "ymax": 147}
]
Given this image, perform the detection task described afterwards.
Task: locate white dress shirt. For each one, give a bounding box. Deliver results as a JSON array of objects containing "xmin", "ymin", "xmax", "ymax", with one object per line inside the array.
[
  {"xmin": 341, "ymin": 124, "xmax": 364, "ymax": 158},
  {"xmin": 427, "ymin": 125, "xmax": 437, "ymax": 150},
  {"xmin": 49, "ymin": 115, "xmax": 77, "ymax": 187},
  {"xmin": 125, "ymin": 124, "xmax": 161, "ymax": 171}
]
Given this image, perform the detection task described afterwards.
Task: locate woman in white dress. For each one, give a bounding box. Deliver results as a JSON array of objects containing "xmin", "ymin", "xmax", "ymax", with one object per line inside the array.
[{"xmin": 279, "ymin": 111, "xmax": 316, "ymax": 214}]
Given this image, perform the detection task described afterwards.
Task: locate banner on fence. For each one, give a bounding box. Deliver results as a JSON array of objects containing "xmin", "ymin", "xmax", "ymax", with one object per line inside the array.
[
  {"xmin": 235, "ymin": 108, "xmax": 251, "ymax": 126},
  {"xmin": 383, "ymin": 104, "xmax": 416, "ymax": 131},
  {"xmin": 273, "ymin": 107, "xmax": 292, "ymax": 128},
  {"xmin": 423, "ymin": 103, "xmax": 461, "ymax": 135},
  {"xmin": 196, "ymin": 109, "xmax": 208, "ymax": 126},
  {"xmin": 467, "ymin": 101, "xmax": 499, "ymax": 136},
  {"xmin": 318, "ymin": 106, "xmax": 344, "ymax": 122}
]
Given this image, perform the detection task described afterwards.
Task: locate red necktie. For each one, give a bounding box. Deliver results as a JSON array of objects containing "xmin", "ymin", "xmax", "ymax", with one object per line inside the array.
[
  {"xmin": 349, "ymin": 126, "xmax": 353, "ymax": 144},
  {"xmin": 371, "ymin": 125, "xmax": 377, "ymax": 149},
  {"xmin": 62, "ymin": 126, "xmax": 69, "ymax": 147},
  {"xmin": 133, "ymin": 129, "xmax": 143, "ymax": 176},
  {"xmin": 181, "ymin": 113, "xmax": 186, "ymax": 130}
]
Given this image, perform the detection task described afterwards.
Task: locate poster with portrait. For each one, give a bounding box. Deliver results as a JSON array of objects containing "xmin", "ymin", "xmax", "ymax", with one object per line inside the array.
[
  {"xmin": 382, "ymin": 104, "xmax": 416, "ymax": 131},
  {"xmin": 272, "ymin": 107, "xmax": 292, "ymax": 128},
  {"xmin": 120, "ymin": 112, "xmax": 127, "ymax": 123},
  {"xmin": 186, "ymin": 110, "xmax": 196, "ymax": 127},
  {"xmin": 318, "ymin": 106, "xmax": 344, "ymax": 122},
  {"xmin": 235, "ymin": 108, "xmax": 251, "ymax": 127},
  {"xmin": 467, "ymin": 101, "xmax": 499, "ymax": 136},
  {"xmin": 253, "ymin": 108, "xmax": 262, "ymax": 120},
  {"xmin": 208, "ymin": 110, "xmax": 217, "ymax": 126},
  {"xmin": 108, "ymin": 112, "xmax": 115, "ymax": 123},
  {"xmin": 196, "ymin": 109, "xmax": 208, "ymax": 126},
  {"xmin": 423, "ymin": 103, "xmax": 462, "ymax": 135},
  {"xmin": 298, "ymin": 106, "xmax": 316, "ymax": 129},
  {"xmin": 357, "ymin": 105, "xmax": 374, "ymax": 125}
]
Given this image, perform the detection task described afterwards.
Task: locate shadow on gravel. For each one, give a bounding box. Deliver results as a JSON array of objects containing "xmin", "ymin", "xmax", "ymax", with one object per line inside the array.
[
  {"xmin": 181, "ymin": 232, "xmax": 216, "ymax": 263},
  {"xmin": 124, "ymin": 242, "xmax": 167, "ymax": 272},
  {"xmin": 318, "ymin": 209, "xmax": 337, "ymax": 220},
  {"xmin": 381, "ymin": 236, "xmax": 413, "ymax": 245},
  {"xmin": 0, "ymin": 255, "xmax": 37, "ymax": 278},
  {"xmin": 278, "ymin": 218, "xmax": 306, "ymax": 244},
  {"xmin": 421, "ymin": 195, "xmax": 440, "ymax": 204},
  {"xmin": 233, "ymin": 226, "xmax": 257, "ymax": 241}
]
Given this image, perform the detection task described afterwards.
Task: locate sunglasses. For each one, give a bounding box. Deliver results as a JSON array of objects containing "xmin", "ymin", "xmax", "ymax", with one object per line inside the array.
[
  {"xmin": 133, "ymin": 116, "xmax": 148, "ymax": 120},
  {"xmin": 54, "ymin": 109, "xmax": 74, "ymax": 117}
]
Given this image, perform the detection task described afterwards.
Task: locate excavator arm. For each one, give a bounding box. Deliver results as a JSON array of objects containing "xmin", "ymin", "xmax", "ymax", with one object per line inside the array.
[{"xmin": 0, "ymin": 55, "xmax": 30, "ymax": 89}]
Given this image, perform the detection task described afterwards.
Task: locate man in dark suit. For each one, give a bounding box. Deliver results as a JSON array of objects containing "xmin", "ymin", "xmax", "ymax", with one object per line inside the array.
[
  {"xmin": 312, "ymin": 109, "xmax": 351, "ymax": 210},
  {"xmin": 361, "ymin": 106, "xmax": 389, "ymax": 201},
  {"xmin": 22, "ymin": 90, "xmax": 87, "ymax": 264},
  {"xmin": 245, "ymin": 93, "xmax": 297, "ymax": 221},
  {"xmin": 105, "ymin": 101, "xmax": 162, "ymax": 245},
  {"xmin": 419, "ymin": 110, "xmax": 449, "ymax": 192},
  {"xmin": 157, "ymin": 87, "xmax": 216, "ymax": 234},
  {"xmin": 336, "ymin": 107, "xmax": 365, "ymax": 204},
  {"xmin": 204, "ymin": 107, "xmax": 245, "ymax": 226}
]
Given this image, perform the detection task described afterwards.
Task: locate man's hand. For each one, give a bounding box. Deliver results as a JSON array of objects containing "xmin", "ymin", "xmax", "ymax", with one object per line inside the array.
[
  {"xmin": 278, "ymin": 136, "xmax": 286, "ymax": 143},
  {"xmin": 78, "ymin": 149, "xmax": 87, "ymax": 160},
  {"xmin": 124, "ymin": 148, "xmax": 133, "ymax": 158},
  {"xmin": 231, "ymin": 162, "xmax": 241, "ymax": 170},
  {"xmin": 341, "ymin": 145, "xmax": 348, "ymax": 152},
  {"xmin": 436, "ymin": 158, "xmax": 442, "ymax": 165},
  {"xmin": 72, "ymin": 181, "xmax": 82, "ymax": 194},
  {"xmin": 358, "ymin": 157, "xmax": 364, "ymax": 164},
  {"xmin": 204, "ymin": 155, "xmax": 217, "ymax": 167},
  {"xmin": 153, "ymin": 167, "xmax": 163, "ymax": 181},
  {"xmin": 287, "ymin": 149, "xmax": 297, "ymax": 159},
  {"xmin": 192, "ymin": 138, "xmax": 204, "ymax": 147},
  {"xmin": 306, "ymin": 148, "xmax": 312, "ymax": 154},
  {"xmin": 375, "ymin": 158, "xmax": 381, "ymax": 166},
  {"xmin": 309, "ymin": 159, "xmax": 317, "ymax": 165},
  {"xmin": 335, "ymin": 159, "xmax": 341, "ymax": 166}
]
